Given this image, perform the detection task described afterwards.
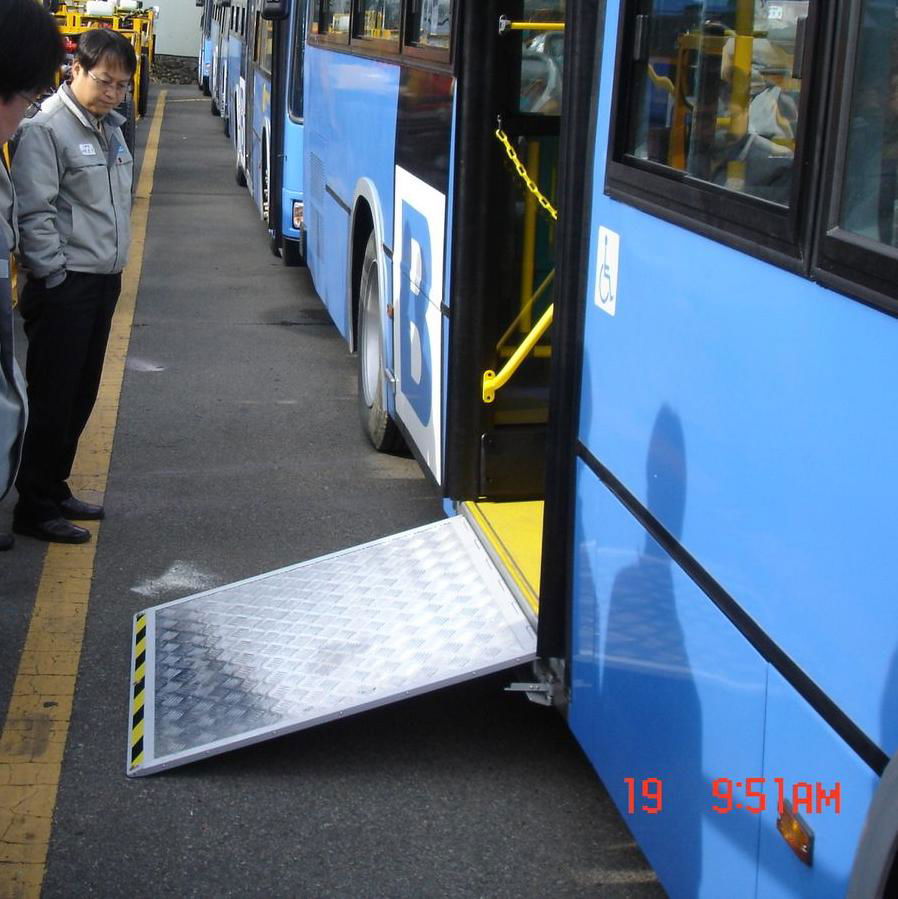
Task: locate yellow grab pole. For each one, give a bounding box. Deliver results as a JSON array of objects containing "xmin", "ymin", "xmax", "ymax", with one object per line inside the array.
[{"xmin": 483, "ymin": 304, "xmax": 554, "ymax": 403}]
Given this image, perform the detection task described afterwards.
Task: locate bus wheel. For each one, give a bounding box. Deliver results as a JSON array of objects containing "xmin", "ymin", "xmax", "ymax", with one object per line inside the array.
[
  {"xmin": 357, "ymin": 232, "xmax": 404, "ymax": 453},
  {"xmin": 222, "ymin": 114, "xmax": 230, "ymax": 138},
  {"xmin": 211, "ymin": 97, "xmax": 220, "ymax": 116},
  {"xmin": 235, "ymin": 159, "xmax": 247, "ymax": 188}
]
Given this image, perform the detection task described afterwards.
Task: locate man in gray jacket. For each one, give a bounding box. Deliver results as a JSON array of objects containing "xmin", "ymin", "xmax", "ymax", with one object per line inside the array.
[
  {"xmin": 12, "ymin": 27, "xmax": 135, "ymax": 544},
  {"xmin": 0, "ymin": 0, "xmax": 63, "ymax": 550}
]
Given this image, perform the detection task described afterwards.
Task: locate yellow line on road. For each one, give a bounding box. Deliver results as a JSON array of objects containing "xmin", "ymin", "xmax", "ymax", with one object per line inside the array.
[{"xmin": 0, "ymin": 90, "xmax": 167, "ymax": 898}]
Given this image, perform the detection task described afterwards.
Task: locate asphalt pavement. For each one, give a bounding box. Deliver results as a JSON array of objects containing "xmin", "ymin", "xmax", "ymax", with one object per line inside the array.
[{"xmin": 0, "ymin": 84, "xmax": 663, "ymax": 898}]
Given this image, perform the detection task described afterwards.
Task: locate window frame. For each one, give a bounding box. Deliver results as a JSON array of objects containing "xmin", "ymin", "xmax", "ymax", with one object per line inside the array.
[
  {"xmin": 604, "ymin": 0, "xmax": 822, "ymax": 271},
  {"xmin": 287, "ymin": 0, "xmax": 307, "ymax": 120},
  {"xmin": 811, "ymin": 0, "xmax": 898, "ymax": 316},
  {"xmin": 306, "ymin": 0, "xmax": 452, "ymax": 67}
]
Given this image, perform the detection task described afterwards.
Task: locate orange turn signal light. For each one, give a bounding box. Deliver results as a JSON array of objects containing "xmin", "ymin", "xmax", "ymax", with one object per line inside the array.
[{"xmin": 777, "ymin": 799, "xmax": 814, "ymax": 866}]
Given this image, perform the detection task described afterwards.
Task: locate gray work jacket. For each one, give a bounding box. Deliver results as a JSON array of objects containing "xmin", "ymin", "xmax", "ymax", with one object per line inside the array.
[
  {"xmin": 0, "ymin": 224, "xmax": 26, "ymax": 501},
  {"xmin": 0, "ymin": 157, "xmax": 18, "ymax": 255},
  {"xmin": 12, "ymin": 85, "xmax": 132, "ymax": 283}
]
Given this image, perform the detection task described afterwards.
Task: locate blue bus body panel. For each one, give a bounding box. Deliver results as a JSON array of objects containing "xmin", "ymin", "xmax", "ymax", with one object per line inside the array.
[
  {"xmin": 305, "ymin": 46, "xmax": 400, "ymax": 340},
  {"xmin": 200, "ymin": 37, "xmax": 213, "ymax": 82},
  {"xmin": 570, "ymin": 460, "xmax": 767, "ymax": 897},
  {"xmin": 225, "ymin": 31, "xmax": 243, "ymax": 127},
  {"xmin": 578, "ymin": 0, "xmax": 898, "ymax": 759},
  {"xmin": 281, "ymin": 118, "xmax": 303, "ymax": 242},
  {"xmin": 756, "ymin": 668, "xmax": 878, "ymax": 897},
  {"xmin": 209, "ymin": 18, "xmax": 221, "ymax": 91},
  {"xmin": 250, "ymin": 71, "xmax": 272, "ymax": 217}
]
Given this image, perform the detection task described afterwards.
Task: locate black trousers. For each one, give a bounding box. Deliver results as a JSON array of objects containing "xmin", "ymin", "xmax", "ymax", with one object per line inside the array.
[{"xmin": 15, "ymin": 271, "xmax": 121, "ymax": 522}]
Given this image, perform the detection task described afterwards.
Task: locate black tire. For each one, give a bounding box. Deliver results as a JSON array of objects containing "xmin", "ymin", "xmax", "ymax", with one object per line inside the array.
[
  {"xmin": 211, "ymin": 97, "xmax": 220, "ymax": 116},
  {"xmin": 202, "ymin": 76, "xmax": 211, "ymax": 96},
  {"xmin": 269, "ymin": 229, "xmax": 281, "ymax": 258},
  {"xmin": 281, "ymin": 237, "xmax": 305, "ymax": 267},
  {"xmin": 235, "ymin": 158, "xmax": 247, "ymax": 187},
  {"xmin": 357, "ymin": 231, "xmax": 404, "ymax": 453},
  {"xmin": 222, "ymin": 113, "xmax": 230, "ymax": 138},
  {"xmin": 117, "ymin": 95, "xmax": 136, "ymax": 155},
  {"xmin": 138, "ymin": 53, "xmax": 149, "ymax": 117}
]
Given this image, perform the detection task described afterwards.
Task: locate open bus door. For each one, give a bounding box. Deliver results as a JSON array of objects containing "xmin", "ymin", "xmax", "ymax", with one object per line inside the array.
[{"xmin": 126, "ymin": 2, "xmax": 579, "ymax": 776}]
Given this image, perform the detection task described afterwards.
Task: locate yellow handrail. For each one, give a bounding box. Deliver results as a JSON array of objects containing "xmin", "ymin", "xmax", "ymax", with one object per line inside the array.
[
  {"xmin": 499, "ymin": 16, "xmax": 565, "ymax": 34},
  {"xmin": 647, "ymin": 64, "xmax": 676, "ymax": 97},
  {"xmin": 483, "ymin": 304, "xmax": 554, "ymax": 403}
]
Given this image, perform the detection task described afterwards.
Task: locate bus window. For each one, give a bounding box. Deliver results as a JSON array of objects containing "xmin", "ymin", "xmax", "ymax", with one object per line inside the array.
[
  {"xmin": 256, "ymin": 15, "xmax": 274, "ymax": 72},
  {"xmin": 289, "ymin": 0, "xmax": 306, "ymax": 118},
  {"xmin": 407, "ymin": 0, "xmax": 451, "ymax": 49},
  {"xmin": 319, "ymin": 0, "xmax": 351, "ymax": 34},
  {"xmin": 357, "ymin": 0, "xmax": 400, "ymax": 41},
  {"xmin": 839, "ymin": 0, "xmax": 898, "ymax": 246},
  {"xmin": 625, "ymin": 0, "xmax": 808, "ymax": 206},
  {"xmin": 519, "ymin": 2, "xmax": 565, "ymax": 115}
]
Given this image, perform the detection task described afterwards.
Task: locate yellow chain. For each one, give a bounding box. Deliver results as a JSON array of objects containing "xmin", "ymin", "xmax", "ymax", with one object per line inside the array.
[{"xmin": 494, "ymin": 127, "xmax": 558, "ymax": 221}]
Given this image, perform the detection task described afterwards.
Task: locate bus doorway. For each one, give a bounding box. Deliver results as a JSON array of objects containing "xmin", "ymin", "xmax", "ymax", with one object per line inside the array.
[{"xmin": 447, "ymin": 2, "xmax": 567, "ymax": 621}]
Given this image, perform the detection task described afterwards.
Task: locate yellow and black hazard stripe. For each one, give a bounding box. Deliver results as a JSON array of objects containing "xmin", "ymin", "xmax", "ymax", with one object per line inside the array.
[{"xmin": 129, "ymin": 613, "xmax": 148, "ymax": 770}]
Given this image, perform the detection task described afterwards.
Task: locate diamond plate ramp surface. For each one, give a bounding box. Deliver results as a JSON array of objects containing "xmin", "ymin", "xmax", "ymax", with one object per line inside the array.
[{"xmin": 127, "ymin": 517, "xmax": 537, "ymax": 775}]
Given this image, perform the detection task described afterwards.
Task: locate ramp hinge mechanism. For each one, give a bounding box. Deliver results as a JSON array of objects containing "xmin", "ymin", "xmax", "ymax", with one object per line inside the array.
[{"xmin": 505, "ymin": 682, "xmax": 554, "ymax": 706}]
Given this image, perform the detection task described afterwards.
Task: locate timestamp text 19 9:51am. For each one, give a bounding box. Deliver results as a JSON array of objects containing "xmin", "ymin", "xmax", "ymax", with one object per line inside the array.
[{"xmin": 623, "ymin": 777, "xmax": 842, "ymax": 815}]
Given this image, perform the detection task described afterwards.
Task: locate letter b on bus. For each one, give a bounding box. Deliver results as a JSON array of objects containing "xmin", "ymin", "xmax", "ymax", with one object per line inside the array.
[{"xmin": 399, "ymin": 201, "xmax": 432, "ymax": 426}]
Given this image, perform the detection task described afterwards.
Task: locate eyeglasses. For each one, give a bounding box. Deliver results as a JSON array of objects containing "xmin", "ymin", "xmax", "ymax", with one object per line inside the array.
[{"xmin": 85, "ymin": 69, "xmax": 131, "ymax": 95}]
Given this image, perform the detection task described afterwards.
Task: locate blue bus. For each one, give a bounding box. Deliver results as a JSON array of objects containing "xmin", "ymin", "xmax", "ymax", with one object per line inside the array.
[
  {"xmin": 196, "ymin": 0, "xmax": 215, "ymax": 94},
  {"xmin": 229, "ymin": 0, "xmax": 306, "ymax": 265},
  {"xmin": 209, "ymin": 0, "xmax": 248, "ymax": 138},
  {"xmin": 153, "ymin": 0, "xmax": 898, "ymax": 893},
  {"xmin": 300, "ymin": 1, "xmax": 898, "ymax": 894}
]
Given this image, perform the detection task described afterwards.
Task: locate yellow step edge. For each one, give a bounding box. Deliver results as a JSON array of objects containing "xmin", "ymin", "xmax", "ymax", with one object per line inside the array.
[{"xmin": 462, "ymin": 500, "xmax": 543, "ymax": 616}]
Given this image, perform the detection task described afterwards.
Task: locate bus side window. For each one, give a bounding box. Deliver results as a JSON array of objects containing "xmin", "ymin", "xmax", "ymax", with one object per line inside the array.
[
  {"xmin": 406, "ymin": 0, "xmax": 451, "ymax": 49},
  {"xmin": 838, "ymin": 2, "xmax": 898, "ymax": 247},
  {"xmin": 357, "ymin": 0, "xmax": 400, "ymax": 40},
  {"xmin": 322, "ymin": 0, "xmax": 351, "ymax": 34},
  {"xmin": 624, "ymin": 0, "xmax": 809, "ymax": 206}
]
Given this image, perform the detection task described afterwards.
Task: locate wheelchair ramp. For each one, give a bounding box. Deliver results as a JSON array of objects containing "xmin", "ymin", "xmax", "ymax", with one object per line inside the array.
[{"xmin": 127, "ymin": 516, "xmax": 537, "ymax": 776}]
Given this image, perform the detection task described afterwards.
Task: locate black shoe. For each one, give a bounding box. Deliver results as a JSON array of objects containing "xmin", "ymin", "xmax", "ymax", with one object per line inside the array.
[
  {"xmin": 0, "ymin": 532, "xmax": 13, "ymax": 551},
  {"xmin": 58, "ymin": 496, "xmax": 105, "ymax": 521},
  {"xmin": 13, "ymin": 516, "xmax": 91, "ymax": 544}
]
